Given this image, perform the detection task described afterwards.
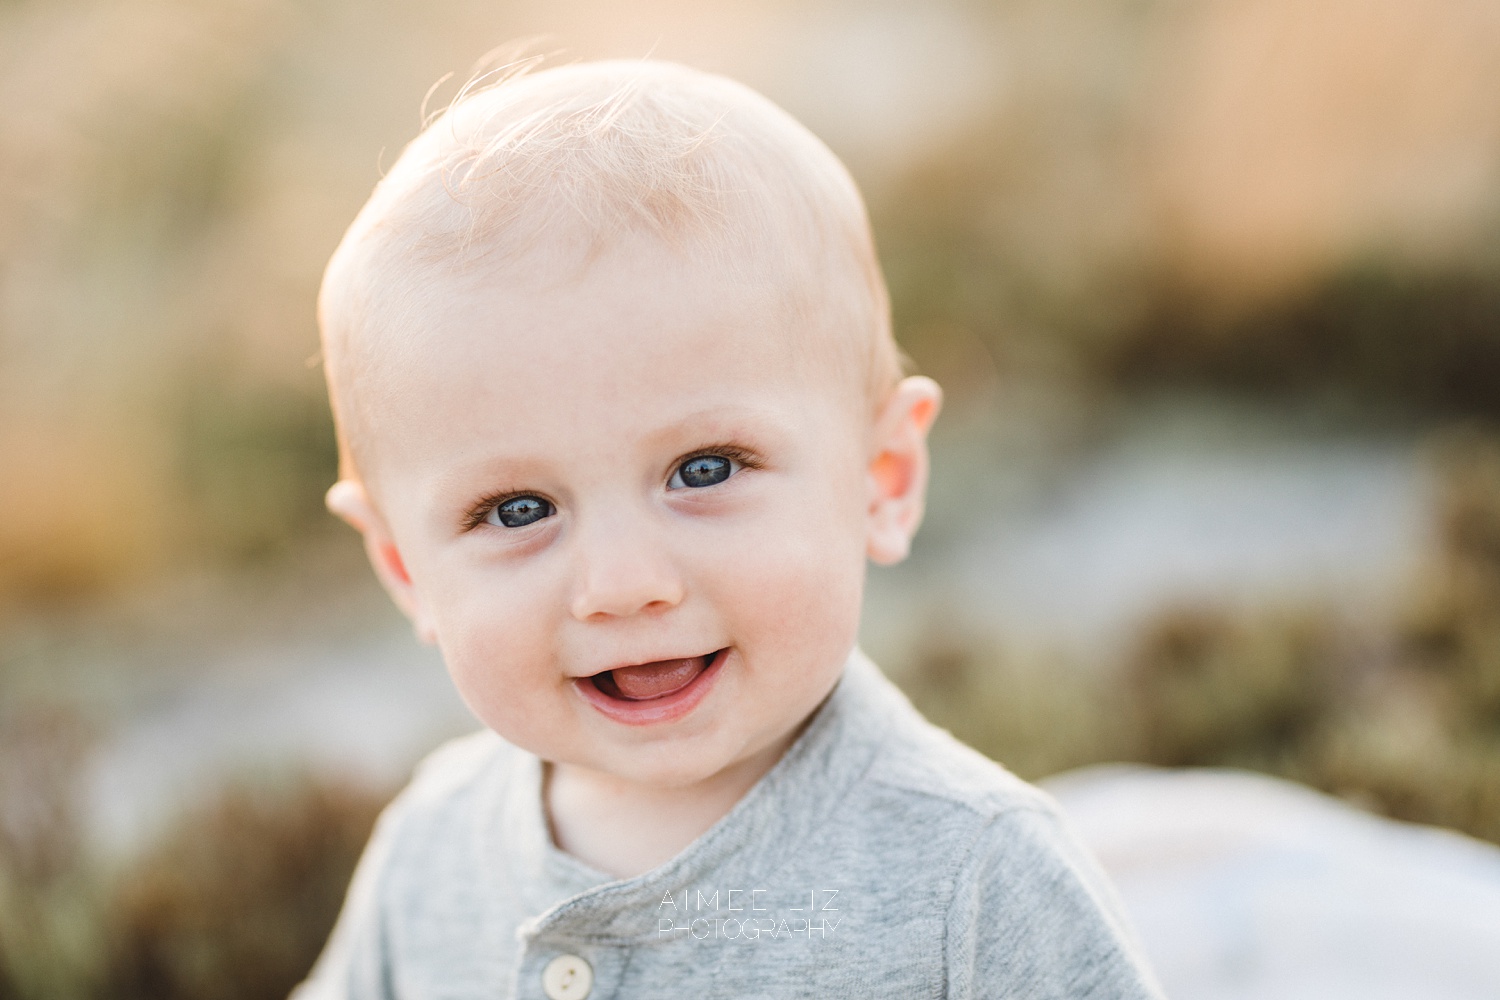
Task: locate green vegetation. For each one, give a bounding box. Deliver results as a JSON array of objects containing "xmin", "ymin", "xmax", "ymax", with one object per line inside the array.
[
  {"xmin": 0, "ymin": 755, "xmax": 385, "ymax": 1000},
  {"xmin": 101, "ymin": 782, "xmax": 382, "ymax": 1000},
  {"xmin": 902, "ymin": 431, "xmax": 1500, "ymax": 845}
]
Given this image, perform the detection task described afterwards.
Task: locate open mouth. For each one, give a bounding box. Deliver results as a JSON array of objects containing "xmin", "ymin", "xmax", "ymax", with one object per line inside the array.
[{"xmin": 575, "ymin": 648, "xmax": 729, "ymax": 725}]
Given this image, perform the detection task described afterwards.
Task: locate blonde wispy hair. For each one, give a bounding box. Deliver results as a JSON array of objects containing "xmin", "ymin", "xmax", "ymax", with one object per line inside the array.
[{"xmin": 319, "ymin": 56, "xmax": 902, "ymax": 483}]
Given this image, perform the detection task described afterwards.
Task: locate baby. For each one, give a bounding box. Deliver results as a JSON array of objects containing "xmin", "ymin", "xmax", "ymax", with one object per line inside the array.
[{"xmin": 293, "ymin": 58, "xmax": 1163, "ymax": 1000}]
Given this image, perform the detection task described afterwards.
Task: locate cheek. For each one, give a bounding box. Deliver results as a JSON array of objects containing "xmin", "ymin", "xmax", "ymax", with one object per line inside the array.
[
  {"xmin": 713, "ymin": 487, "xmax": 868, "ymax": 658},
  {"xmin": 425, "ymin": 559, "xmax": 566, "ymax": 736}
]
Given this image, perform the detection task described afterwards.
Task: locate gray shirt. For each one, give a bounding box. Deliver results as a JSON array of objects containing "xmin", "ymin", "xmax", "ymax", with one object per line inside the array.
[{"xmin": 291, "ymin": 650, "xmax": 1164, "ymax": 999}]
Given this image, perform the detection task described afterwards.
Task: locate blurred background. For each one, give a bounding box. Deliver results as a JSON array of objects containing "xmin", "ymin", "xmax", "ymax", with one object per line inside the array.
[{"xmin": 3, "ymin": 0, "xmax": 1500, "ymax": 997}]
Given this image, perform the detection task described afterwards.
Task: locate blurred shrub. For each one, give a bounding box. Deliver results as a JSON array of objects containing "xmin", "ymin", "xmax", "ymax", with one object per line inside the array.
[
  {"xmin": 873, "ymin": 124, "xmax": 1149, "ymax": 388},
  {"xmin": 872, "ymin": 0, "xmax": 1500, "ymax": 421},
  {"xmin": 1112, "ymin": 268, "xmax": 1500, "ymax": 420},
  {"xmin": 899, "ymin": 429, "xmax": 1500, "ymax": 846},
  {"xmin": 0, "ymin": 0, "xmax": 340, "ymax": 606},
  {"xmin": 1405, "ymin": 434, "xmax": 1500, "ymax": 727},
  {"xmin": 1358, "ymin": 430, "xmax": 1500, "ymax": 842},
  {"xmin": 99, "ymin": 780, "xmax": 384, "ymax": 1000},
  {"xmin": 878, "ymin": 144, "xmax": 1500, "ymax": 423},
  {"xmin": 1123, "ymin": 607, "xmax": 1340, "ymax": 769},
  {"xmin": 0, "ymin": 707, "xmax": 101, "ymax": 1000},
  {"xmin": 899, "ymin": 625, "xmax": 1130, "ymax": 781},
  {"xmin": 0, "ymin": 709, "xmax": 91, "ymax": 891},
  {"xmin": 173, "ymin": 375, "xmax": 341, "ymax": 566},
  {"xmin": 0, "ymin": 771, "xmax": 386, "ymax": 1000}
]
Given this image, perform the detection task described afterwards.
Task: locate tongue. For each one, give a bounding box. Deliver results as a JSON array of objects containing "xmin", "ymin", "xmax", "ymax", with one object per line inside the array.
[{"xmin": 608, "ymin": 657, "xmax": 706, "ymax": 700}]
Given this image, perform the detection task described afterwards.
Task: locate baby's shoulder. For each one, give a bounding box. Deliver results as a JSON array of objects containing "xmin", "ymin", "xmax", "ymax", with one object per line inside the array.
[
  {"xmin": 377, "ymin": 727, "xmax": 524, "ymax": 834},
  {"xmin": 843, "ymin": 698, "xmax": 1161, "ymax": 995},
  {"xmin": 408, "ymin": 726, "xmax": 515, "ymax": 787},
  {"xmin": 860, "ymin": 697, "xmax": 1058, "ymax": 825},
  {"xmin": 825, "ymin": 688, "xmax": 1093, "ymax": 894}
]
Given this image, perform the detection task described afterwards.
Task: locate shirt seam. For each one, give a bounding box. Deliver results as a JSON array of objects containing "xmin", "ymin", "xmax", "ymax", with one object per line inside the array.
[
  {"xmin": 941, "ymin": 815, "xmax": 990, "ymax": 1000},
  {"xmin": 939, "ymin": 805, "xmax": 1054, "ymax": 1000},
  {"xmin": 867, "ymin": 771, "xmax": 1057, "ymax": 823}
]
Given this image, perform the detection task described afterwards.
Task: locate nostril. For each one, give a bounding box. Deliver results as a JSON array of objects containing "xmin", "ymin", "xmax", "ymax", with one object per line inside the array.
[{"xmin": 566, "ymin": 519, "xmax": 687, "ymax": 620}]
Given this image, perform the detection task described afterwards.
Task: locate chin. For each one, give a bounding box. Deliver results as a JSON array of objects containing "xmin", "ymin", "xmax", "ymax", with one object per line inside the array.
[{"xmin": 609, "ymin": 752, "xmax": 730, "ymax": 791}]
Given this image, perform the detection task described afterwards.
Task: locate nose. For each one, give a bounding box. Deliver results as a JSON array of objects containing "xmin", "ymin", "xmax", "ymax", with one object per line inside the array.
[{"xmin": 567, "ymin": 508, "xmax": 686, "ymax": 621}]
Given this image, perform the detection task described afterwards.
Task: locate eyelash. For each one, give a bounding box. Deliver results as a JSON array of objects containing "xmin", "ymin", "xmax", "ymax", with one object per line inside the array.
[
  {"xmin": 460, "ymin": 443, "xmax": 764, "ymax": 531},
  {"xmin": 461, "ymin": 491, "xmax": 539, "ymax": 532},
  {"xmin": 672, "ymin": 444, "xmax": 763, "ymax": 480}
]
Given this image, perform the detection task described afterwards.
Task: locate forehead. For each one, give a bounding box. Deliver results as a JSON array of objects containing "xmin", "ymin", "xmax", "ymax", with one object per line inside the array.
[{"xmin": 354, "ymin": 235, "xmax": 863, "ymax": 492}]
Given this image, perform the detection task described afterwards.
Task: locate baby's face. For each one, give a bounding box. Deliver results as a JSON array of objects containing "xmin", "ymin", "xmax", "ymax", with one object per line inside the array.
[{"xmin": 342, "ymin": 236, "xmax": 923, "ymax": 790}]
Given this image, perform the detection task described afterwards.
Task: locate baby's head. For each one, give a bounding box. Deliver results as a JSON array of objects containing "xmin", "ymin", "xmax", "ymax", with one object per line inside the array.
[{"xmin": 320, "ymin": 59, "xmax": 941, "ymax": 791}]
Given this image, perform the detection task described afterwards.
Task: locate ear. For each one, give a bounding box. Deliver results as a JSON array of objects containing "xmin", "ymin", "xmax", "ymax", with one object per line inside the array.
[
  {"xmin": 866, "ymin": 375, "xmax": 943, "ymax": 565},
  {"xmin": 325, "ymin": 479, "xmax": 438, "ymax": 644}
]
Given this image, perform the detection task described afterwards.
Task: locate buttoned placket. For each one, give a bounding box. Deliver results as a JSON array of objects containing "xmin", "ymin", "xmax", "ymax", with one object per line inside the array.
[
  {"xmin": 511, "ymin": 933, "xmax": 622, "ymax": 1000},
  {"xmin": 495, "ymin": 649, "xmax": 889, "ymax": 1000}
]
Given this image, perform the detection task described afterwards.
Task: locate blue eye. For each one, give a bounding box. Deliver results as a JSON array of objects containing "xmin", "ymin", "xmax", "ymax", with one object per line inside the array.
[
  {"xmin": 669, "ymin": 454, "xmax": 738, "ymax": 489},
  {"xmin": 484, "ymin": 495, "xmax": 554, "ymax": 528}
]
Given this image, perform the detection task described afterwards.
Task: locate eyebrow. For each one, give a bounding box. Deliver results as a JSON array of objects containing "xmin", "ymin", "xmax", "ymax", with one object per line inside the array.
[{"xmin": 634, "ymin": 404, "xmax": 797, "ymax": 451}]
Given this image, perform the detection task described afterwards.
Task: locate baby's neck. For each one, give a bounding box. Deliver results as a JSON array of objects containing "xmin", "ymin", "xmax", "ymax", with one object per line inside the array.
[{"xmin": 543, "ymin": 732, "xmax": 799, "ymax": 880}]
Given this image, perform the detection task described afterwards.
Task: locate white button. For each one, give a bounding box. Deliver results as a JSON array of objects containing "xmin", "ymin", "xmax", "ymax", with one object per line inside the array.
[{"xmin": 542, "ymin": 953, "xmax": 593, "ymax": 1000}]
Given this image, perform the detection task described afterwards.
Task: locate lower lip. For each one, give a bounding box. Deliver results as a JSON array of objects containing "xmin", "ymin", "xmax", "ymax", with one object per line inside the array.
[{"xmin": 573, "ymin": 649, "xmax": 729, "ymax": 726}]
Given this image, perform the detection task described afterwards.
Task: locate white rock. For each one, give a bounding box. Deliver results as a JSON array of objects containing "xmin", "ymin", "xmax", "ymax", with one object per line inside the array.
[{"xmin": 1043, "ymin": 765, "xmax": 1500, "ymax": 1000}]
